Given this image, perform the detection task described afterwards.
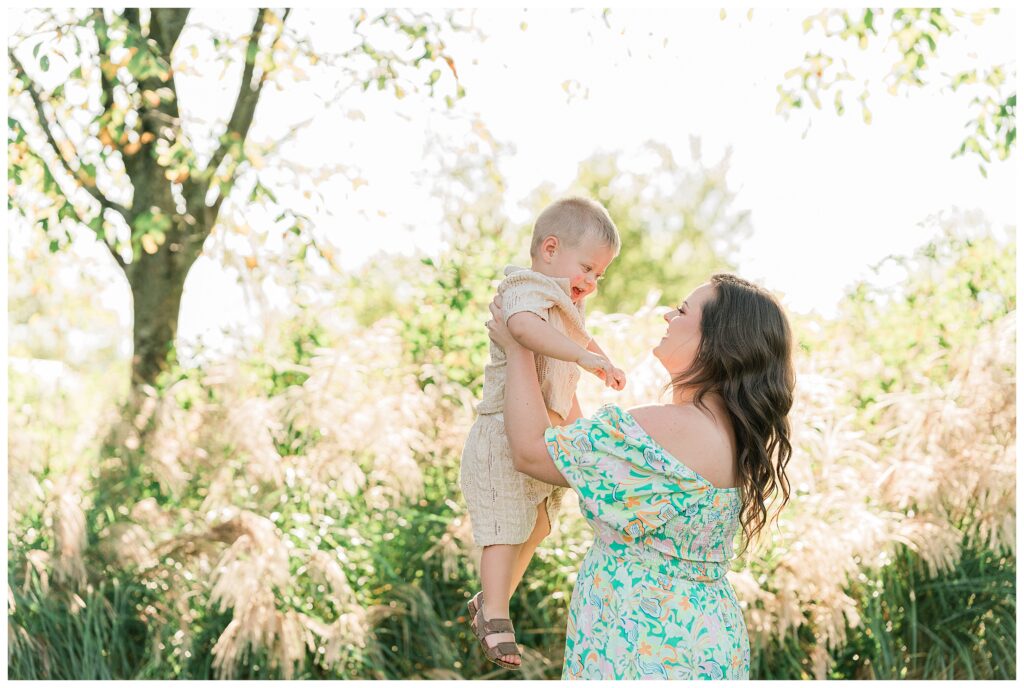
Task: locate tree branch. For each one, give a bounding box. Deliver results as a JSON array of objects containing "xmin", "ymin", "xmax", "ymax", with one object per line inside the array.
[
  {"xmin": 9, "ymin": 48, "xmax": 131, "ymax": 224},
  {"xmin": 14, "ymin": 123, "xmax": 127, "ymax": 270},
  {"xmin": 148, "ymin": 8, "xmax": 190, "ymax": 59},
  {"xmin": 198, "ymin": 8, "xmax": 288, "ymax": 228},
  {"xmin": 202, "ymin": 8, "xmax": 269, "ymax": 182}
]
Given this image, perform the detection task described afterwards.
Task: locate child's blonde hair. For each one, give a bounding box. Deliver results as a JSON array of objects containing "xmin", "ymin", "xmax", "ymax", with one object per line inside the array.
[{"xmin": 530, "ymin": 196, "xmax": 620, "ymax": 259}]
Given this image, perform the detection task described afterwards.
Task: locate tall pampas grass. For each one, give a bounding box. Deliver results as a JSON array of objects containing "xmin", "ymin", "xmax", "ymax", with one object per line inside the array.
[{"xmin": 8, "ymin": 224, "xmax": 1013, "ymax": 679}]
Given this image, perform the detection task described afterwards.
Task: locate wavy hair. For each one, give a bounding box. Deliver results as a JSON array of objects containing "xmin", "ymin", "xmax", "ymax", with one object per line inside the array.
[{"xmin": 670, "ymin": 273, "xmax": 795, "ymax": 553}]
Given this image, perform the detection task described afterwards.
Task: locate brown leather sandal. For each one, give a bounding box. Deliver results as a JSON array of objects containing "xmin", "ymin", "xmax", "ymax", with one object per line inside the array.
[
  {"xmin": 467, "ymin": 591, "xmax": 482, "ymax": 630},
  {"xmin": 472, "ymin": 604, "xmax": 522, "ymax": 670}
]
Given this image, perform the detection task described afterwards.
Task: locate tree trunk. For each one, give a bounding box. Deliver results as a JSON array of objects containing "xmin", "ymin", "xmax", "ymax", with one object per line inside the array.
[{"xmin": 126, "ymin": 235, "xmax": 197, "ymax": 391}]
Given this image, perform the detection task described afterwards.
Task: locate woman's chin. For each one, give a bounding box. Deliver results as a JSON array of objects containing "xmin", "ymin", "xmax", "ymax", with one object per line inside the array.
[{"xmin": 652, "ymin": 349, "xmax": 675, "ymax": 376}]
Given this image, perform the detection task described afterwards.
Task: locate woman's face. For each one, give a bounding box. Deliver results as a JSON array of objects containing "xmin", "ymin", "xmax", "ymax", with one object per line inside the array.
[{"xmin": 653, "ymin": 282, "xmax": 716, "ymax": 375}]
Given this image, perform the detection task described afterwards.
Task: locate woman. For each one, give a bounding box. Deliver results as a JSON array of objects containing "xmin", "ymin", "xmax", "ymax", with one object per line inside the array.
[{"xmin": 485, "ymin": 273, "xmax": 795, "ymax": 679}]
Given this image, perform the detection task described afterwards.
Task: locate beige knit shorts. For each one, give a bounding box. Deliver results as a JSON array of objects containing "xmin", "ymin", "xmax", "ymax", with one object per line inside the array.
[{"xmin": 459, "ymin": 413, "xmax": 564, "ymax": 547}]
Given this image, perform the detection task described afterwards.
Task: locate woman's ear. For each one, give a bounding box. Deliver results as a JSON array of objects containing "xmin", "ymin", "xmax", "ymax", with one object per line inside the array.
[{"xmin": 540, "ymin": 235, "xmax": 559, "ymax": 262}]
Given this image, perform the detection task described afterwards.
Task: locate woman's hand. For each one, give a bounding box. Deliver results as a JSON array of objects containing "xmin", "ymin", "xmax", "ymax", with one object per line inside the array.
[{"xmin": 486, "ymin": 296, "xmax": 522, "ymax": 351}]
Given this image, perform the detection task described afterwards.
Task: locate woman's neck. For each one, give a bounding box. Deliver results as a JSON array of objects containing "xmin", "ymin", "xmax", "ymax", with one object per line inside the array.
[
  {"xmin": 672, "ymin": 385, "xmax": 697, "ymax": 405},
  {"xmin": 673, "ymin": 384, "xmax": 723, "ymax": 410}
]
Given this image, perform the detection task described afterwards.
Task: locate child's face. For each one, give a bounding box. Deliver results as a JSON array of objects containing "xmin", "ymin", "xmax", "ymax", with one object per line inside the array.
[{"xmin": 537, "ymin": 233, "xmax": 617, "ymax": 303}]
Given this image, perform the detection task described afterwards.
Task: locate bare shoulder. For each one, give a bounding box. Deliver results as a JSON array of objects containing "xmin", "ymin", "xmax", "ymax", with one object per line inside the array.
[
  {"xmin": 626, "ymin": 403, "xmax": 737, "ymax": 489},
  {"xmin": 626, "ymin": 403, "xmax": 711, "ymax": 432}
]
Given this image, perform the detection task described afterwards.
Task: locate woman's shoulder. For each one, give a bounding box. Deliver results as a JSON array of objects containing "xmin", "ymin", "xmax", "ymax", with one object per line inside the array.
[
  {"xmin": 625, "ymin": 403, "xmax": 707, "ymax": 429},
  {"xmin": 627, "ymin": 403, "xmax": 738, "ymax": 489}
]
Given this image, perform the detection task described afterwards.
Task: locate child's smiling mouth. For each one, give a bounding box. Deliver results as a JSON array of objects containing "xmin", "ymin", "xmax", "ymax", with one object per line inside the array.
[{"xmin": 571, "ymin": 286, "xmax": 584, "ymax": 300}]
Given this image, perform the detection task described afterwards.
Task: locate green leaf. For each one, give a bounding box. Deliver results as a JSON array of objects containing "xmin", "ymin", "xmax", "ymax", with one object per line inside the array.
[
  {"xmin": 40, "ymin": 54, "xmax": 50, "ymax": 72},
  {"xmin": 32, "ymin": 42, "xmax": 41, "ymax": 58},
  {"xmin": 9, "ymin": 117, "xmax": 26, "ymax": 143}
]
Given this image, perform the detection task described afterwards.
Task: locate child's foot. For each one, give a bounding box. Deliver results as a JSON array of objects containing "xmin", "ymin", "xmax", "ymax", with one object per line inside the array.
[{"xmin": 473, "ymin": 602, "xmax": 522, "ymax": 669}]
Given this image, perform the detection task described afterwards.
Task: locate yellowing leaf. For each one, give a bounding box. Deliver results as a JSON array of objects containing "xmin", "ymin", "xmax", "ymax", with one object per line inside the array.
[
  {"xmin": 141, "ymin": 234, "xmax": 159, "ymax": 254},
  {"xmin": 351, "ymin": 177, "xmax": 368, "ymax": 190},
  {"xmin": 100, "ymin": 59, "xmax": 118, "ymax": 79},
  {"xmin": 720, "ymin": 9, "xmax": 727, "ymax": 20},
  {"xmin": 245, "ymin": 255, "xmax": 258, "ymax": 270},
  {"xmin": 444, "ymin": 56, "xmax": 458, "ymax": 79}
]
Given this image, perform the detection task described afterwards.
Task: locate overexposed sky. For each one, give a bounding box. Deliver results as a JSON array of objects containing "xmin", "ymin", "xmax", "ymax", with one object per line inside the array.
[
  {"xmin": 179, "ymin": 6, "xmax": 1014, "ymax": 329},
  {"xmin": 7, "ymin": 6, "xmax": 1017, "ymax": 356}
]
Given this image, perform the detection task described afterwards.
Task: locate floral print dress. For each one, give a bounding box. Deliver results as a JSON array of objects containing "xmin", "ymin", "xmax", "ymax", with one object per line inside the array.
[{"xmin": 545, "ymin": 404, "xmax": 750, "ymax": 680}]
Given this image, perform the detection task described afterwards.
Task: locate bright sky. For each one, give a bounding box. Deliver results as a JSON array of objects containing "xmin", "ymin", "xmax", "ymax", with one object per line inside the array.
[{"xmin": 7, "ymin": 6, "xmax": 1018, "ymax": 357}]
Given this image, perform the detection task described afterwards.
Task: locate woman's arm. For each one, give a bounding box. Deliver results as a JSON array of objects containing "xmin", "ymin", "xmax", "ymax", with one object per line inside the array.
[{"xmin": 487, "ymin": 302, "xmax": 570, "ymax": 487}]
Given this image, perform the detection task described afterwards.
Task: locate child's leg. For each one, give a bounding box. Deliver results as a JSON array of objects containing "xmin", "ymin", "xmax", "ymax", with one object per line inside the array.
[
  {"xmin": 480, "ymin": 543, "xmax": 522, "ymax": 667},
  {"xmin": 506, "ymin": 499, "xmax": 552, "ymax": 598}
]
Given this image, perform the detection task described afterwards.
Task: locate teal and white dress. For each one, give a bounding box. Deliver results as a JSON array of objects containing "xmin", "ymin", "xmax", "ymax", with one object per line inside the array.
[{"xmin": 545, "ymin": 404, "xmax": 750, "ymax": 680}]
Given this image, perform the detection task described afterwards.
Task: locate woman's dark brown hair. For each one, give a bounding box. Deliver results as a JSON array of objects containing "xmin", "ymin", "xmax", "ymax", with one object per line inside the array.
[{"xmin": 670, "ymin": 273, "xmax": 795, "ymax": 554}]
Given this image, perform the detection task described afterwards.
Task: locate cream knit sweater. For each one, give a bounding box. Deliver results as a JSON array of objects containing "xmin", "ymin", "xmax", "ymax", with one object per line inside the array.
[{"xmin": 476, "ymin": 265, "xmax": 590, "ymax": 420}]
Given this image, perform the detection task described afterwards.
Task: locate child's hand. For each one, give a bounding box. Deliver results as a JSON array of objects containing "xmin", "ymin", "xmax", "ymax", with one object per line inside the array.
[
  {"xmin": 577, "ymin": 351, "xmax": 621, "ymax": 389},
  {"xmin": 607, "ymin": 365, "xmax": 627, "ymax": 391}
]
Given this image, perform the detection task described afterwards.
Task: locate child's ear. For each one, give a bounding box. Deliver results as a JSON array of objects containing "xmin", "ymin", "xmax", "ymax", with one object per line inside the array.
[{"xmin": 541, "ymin": 235, "xmax": 559, "ymax": 261}]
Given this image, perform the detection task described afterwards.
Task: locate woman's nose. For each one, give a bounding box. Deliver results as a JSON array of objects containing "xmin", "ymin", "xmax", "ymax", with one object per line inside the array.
[{"xmin": 663, "ymin": 310, "xmax": 672, "ymax": 323}]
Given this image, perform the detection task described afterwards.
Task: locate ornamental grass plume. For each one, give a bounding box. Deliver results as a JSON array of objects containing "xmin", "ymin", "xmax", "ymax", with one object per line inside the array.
[
  {"xmin": 45, "ymin": 472, "xmax": 88, "ymax": 588},
  {"xmin": 85, "ymin": 311, "xmax": 439, "ymax": 678},
  {"xmin": 208, "ymin": 508, "xmax": 297, "ymax": 678}
]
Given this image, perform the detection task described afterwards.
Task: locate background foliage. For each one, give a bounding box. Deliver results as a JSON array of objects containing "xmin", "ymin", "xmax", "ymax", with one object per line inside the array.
[{"xmin": 7, "ymin": 6, "xmax": 1016, "ymax": 682}]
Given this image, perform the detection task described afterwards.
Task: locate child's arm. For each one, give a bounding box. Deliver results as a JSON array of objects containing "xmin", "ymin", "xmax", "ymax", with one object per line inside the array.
[
  {"xmin": 585, "ymin": 338, "xmax": 627, "ymax": 390},
  {"xmin": 506, "ymin": 312, "xmax": 617, "ymax": 387}
]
